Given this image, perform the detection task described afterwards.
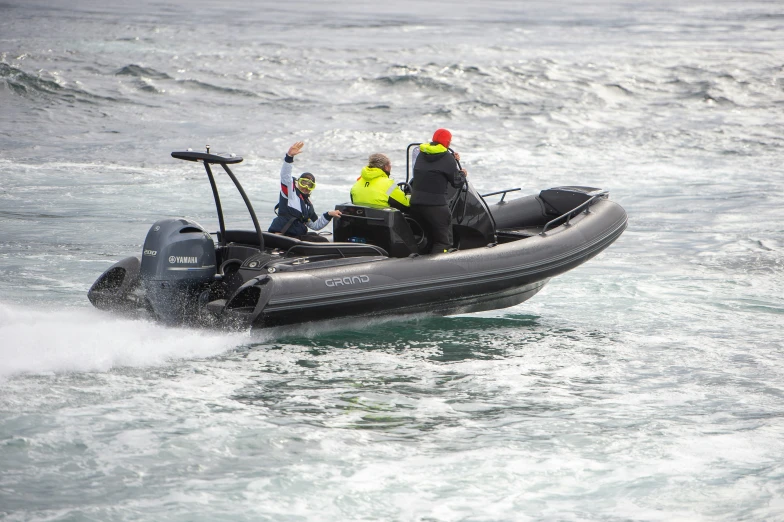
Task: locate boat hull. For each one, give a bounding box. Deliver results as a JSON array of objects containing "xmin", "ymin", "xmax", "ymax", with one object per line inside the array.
[
  {"xmin": 222, "ymin": 198, "xmax": 627, "ymax": 329},
  {"xmin": 88, "ymin": 183, "xmax": 627, "ymax": 330}
]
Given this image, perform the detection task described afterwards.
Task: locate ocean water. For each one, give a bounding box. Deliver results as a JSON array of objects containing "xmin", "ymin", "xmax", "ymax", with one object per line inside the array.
[{"xmin": 1, "ymin": 0, "xmax": 783, "ymax": 520}]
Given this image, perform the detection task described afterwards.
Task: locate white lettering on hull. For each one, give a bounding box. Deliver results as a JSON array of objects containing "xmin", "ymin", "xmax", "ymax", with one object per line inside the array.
[{"xmin": 325, "ymin": 275, "xmax": 370, "ymax": 287}]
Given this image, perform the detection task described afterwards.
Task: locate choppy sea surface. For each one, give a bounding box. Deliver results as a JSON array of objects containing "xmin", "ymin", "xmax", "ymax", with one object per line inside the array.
[{"xmin": 1, "ymin": 0, "xmax": 783, "ymax": 520}]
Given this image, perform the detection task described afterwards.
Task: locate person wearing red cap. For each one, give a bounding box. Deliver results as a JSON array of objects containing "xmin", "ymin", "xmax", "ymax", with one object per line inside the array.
[{"xmin": 410, "ymin": 128, "xmax": 468, "ymax": 253}]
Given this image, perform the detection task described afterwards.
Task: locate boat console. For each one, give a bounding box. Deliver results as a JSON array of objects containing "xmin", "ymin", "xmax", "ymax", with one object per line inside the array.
[
  {"xmin": 332, "ymin": 143, "xmax": 499, "ymax": 256},
  {"xmin": 333, "ymin": 178, "xmax": 498, "ymax": 257},
  {"xmin": 333, "ymin": 205, "xmax": 424, "ymax": 257}
]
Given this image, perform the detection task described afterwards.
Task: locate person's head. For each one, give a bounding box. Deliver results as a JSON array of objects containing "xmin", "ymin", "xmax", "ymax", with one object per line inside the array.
[
  {"xmin": 432, "ymin": 128, "xmax": 452, "ymax": 148},
  {"xmin": 297, "ymin": 172, "xmax": 316, "ymax": 194},
  {"xmin": 368, "ymin": 153, "xmax": 391, "ymax": 175}
]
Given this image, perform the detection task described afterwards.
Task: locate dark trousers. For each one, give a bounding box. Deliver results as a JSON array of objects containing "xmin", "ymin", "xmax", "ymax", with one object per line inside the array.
[{"xmin": 411, "ymin": 204, "xmax": 453, "ymax": 254}]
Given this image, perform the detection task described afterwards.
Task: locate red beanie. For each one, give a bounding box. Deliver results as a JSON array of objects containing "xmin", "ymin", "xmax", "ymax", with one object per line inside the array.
[{"xmin": 432, "ymin": 128, "xmax": 452, "ymax": 148}]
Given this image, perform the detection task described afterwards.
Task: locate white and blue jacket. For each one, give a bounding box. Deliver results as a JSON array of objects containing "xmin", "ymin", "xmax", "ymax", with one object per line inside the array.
[{"xmin": 267, "ymin": 154, "xmax": 332, "ymax": 237}]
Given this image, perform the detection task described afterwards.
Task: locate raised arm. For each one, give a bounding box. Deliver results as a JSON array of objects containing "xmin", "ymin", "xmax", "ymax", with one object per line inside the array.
[{"xmin": 280, "ymin": 141, "xmax": 304, "ymax": 203}]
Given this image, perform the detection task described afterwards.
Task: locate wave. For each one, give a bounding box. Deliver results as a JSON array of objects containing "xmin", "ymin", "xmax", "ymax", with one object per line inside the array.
[
  {"xmin": 112, "ymin": 64, "xmax": 260, "ymax": 97},
  {"xmin": 374, "ymin": 74, "xmax": 468, "ymax": 94},
  {"xmin": 446, "ymin": 63, "xmax": 489, "ymax": 76},
  {"xmin": 0, "ymin": 62, "xmax": 64, "ymax": 96},
  {"xmin": 175, "ymin": 79, "xmax": 259, "ymax": 97},
  {"xmin": 0, "ymin": 62, "xmax": 120, "ymax": 104},
  {"xmin": 115, "ymin": 64, "xmax": 172, "ymax": 80},
  {"xmin": 134, "ymin": 78, "xmax": 164, "ymax": 94},
  {"xmin": 0, "ymin": 210, "xmax": 63, "ymax": 219},
  {"xmin": 602, "ymin": 83, "xmax": 634, "ymax": 96},
  {"xmin": 0, "ymin": 303, "xmax": 249, "ymax": 379}
]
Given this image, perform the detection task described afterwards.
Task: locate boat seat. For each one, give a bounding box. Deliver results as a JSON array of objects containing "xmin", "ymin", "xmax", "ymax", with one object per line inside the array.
[
  {"xmin": 219, "ymin": 230, "xmax": 305, "ymax": 251},
  {"xmin": 284, "ymin": 242, "xmax": 387, "ymax": 258},
  {"xmin": 219, "ymin": 229, "xmax": 387, "ymax": 258}
]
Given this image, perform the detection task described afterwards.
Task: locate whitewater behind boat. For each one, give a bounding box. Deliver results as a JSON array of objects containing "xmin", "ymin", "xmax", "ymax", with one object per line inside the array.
[{"xmin": 88, "ymin": 146, "xmax": 628, "ymax": 329}]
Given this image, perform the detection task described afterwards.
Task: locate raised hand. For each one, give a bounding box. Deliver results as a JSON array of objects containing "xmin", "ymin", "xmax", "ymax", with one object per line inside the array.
[{"xmin": 288, "ymin": 141, "xmax": 305, "ymax": 157}]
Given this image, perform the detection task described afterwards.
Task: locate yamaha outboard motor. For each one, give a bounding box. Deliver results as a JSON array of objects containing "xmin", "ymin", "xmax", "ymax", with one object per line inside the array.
[{"xmin": 140, "ymin": 218, "xmax": 216, "ymax": 324}]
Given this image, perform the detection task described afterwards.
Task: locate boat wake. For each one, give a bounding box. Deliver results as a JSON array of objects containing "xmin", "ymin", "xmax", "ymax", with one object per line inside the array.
[{"xmin": 0, "ymin": 303, "xmax": 249, "ymax": 379}]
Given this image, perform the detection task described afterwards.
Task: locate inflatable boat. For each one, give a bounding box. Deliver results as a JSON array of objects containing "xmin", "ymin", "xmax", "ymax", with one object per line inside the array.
[{"xmin": 88, "ymin": 146, "xmax": 627, "ymax": 329}]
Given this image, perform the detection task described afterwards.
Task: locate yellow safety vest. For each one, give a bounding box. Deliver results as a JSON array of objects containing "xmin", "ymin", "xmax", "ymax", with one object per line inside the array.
[{"xmin": 350, "ymin": 167, "xmax": 410, "ymax": 208}]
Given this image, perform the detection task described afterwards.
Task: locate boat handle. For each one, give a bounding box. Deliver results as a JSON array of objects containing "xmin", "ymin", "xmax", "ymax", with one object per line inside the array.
[
  {"xmin": 481, "ymin": 187, "xmax": 521, "ymax": 203},
  {"xmin": 540, "ymin": 191, "xmax": 608, "ymax": 236},
  {"xmin": 340, "ymin": 215, "xmax": 385, "ymax": 222}
]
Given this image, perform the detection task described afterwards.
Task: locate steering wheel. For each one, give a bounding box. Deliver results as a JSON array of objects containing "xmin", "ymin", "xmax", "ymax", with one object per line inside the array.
[
  {"xmin": 397, "ymin": 182, "xmax": 412, "ymax": 195},
  {"xmin": 404, "ymin": 215, "xmax": 430, "ymax": 253}
]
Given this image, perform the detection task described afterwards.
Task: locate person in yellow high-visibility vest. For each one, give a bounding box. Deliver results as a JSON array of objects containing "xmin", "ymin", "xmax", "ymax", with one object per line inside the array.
[{"xmin": 350, "ymin": 153, "xmax": 410, "ymax": 211}]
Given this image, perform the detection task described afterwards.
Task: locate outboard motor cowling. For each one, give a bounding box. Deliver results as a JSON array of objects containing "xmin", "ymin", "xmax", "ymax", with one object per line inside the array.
[{"xmin": 140, "ymin": 218, "xmax": 216, "ymax": 323}]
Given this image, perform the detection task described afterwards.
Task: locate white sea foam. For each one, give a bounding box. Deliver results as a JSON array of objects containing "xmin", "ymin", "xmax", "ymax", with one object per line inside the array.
[{"xmin": 0, "ymin": 303, "xmax": 248, "ymax": 378}]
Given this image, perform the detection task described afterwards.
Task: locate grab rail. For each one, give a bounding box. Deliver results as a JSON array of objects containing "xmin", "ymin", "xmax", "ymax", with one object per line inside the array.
[
  {"xmin": 481, "ymin": 187, "xmax": 521, "ymax": 203},
  {"xmin": 339, "ymin": 214, "xmax": 385, "ymax": 222},
  {"xmin": 540, "ymin": 191, "xmax": 608, "ymax": 236}
]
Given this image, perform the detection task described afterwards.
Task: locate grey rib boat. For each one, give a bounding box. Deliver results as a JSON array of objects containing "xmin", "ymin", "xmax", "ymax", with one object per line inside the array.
[{"xmin": 88, "ymin": 146, "xmax": 628, "ymax": 329}]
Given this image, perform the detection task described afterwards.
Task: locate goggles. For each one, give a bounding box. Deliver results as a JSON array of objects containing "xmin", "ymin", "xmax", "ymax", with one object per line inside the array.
[{"xmin": 297, "ymin": 178, "xmax": 316, "ymax": 191}]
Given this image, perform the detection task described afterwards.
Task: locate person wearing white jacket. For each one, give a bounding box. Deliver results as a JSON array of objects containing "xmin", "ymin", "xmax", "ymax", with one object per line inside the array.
[{"xmin": 267, "ymin": 141, "xmax": 341, "ymax": 242}]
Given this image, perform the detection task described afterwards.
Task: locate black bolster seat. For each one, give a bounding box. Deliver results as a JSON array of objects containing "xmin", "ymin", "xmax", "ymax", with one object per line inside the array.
[
  {"xmin": 218, "ymin": 230, "xmax": 387, "ymax": 258},
  {"xmin": 284, "ymin": 242, "xmax": 387, "ymax": 257}
]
